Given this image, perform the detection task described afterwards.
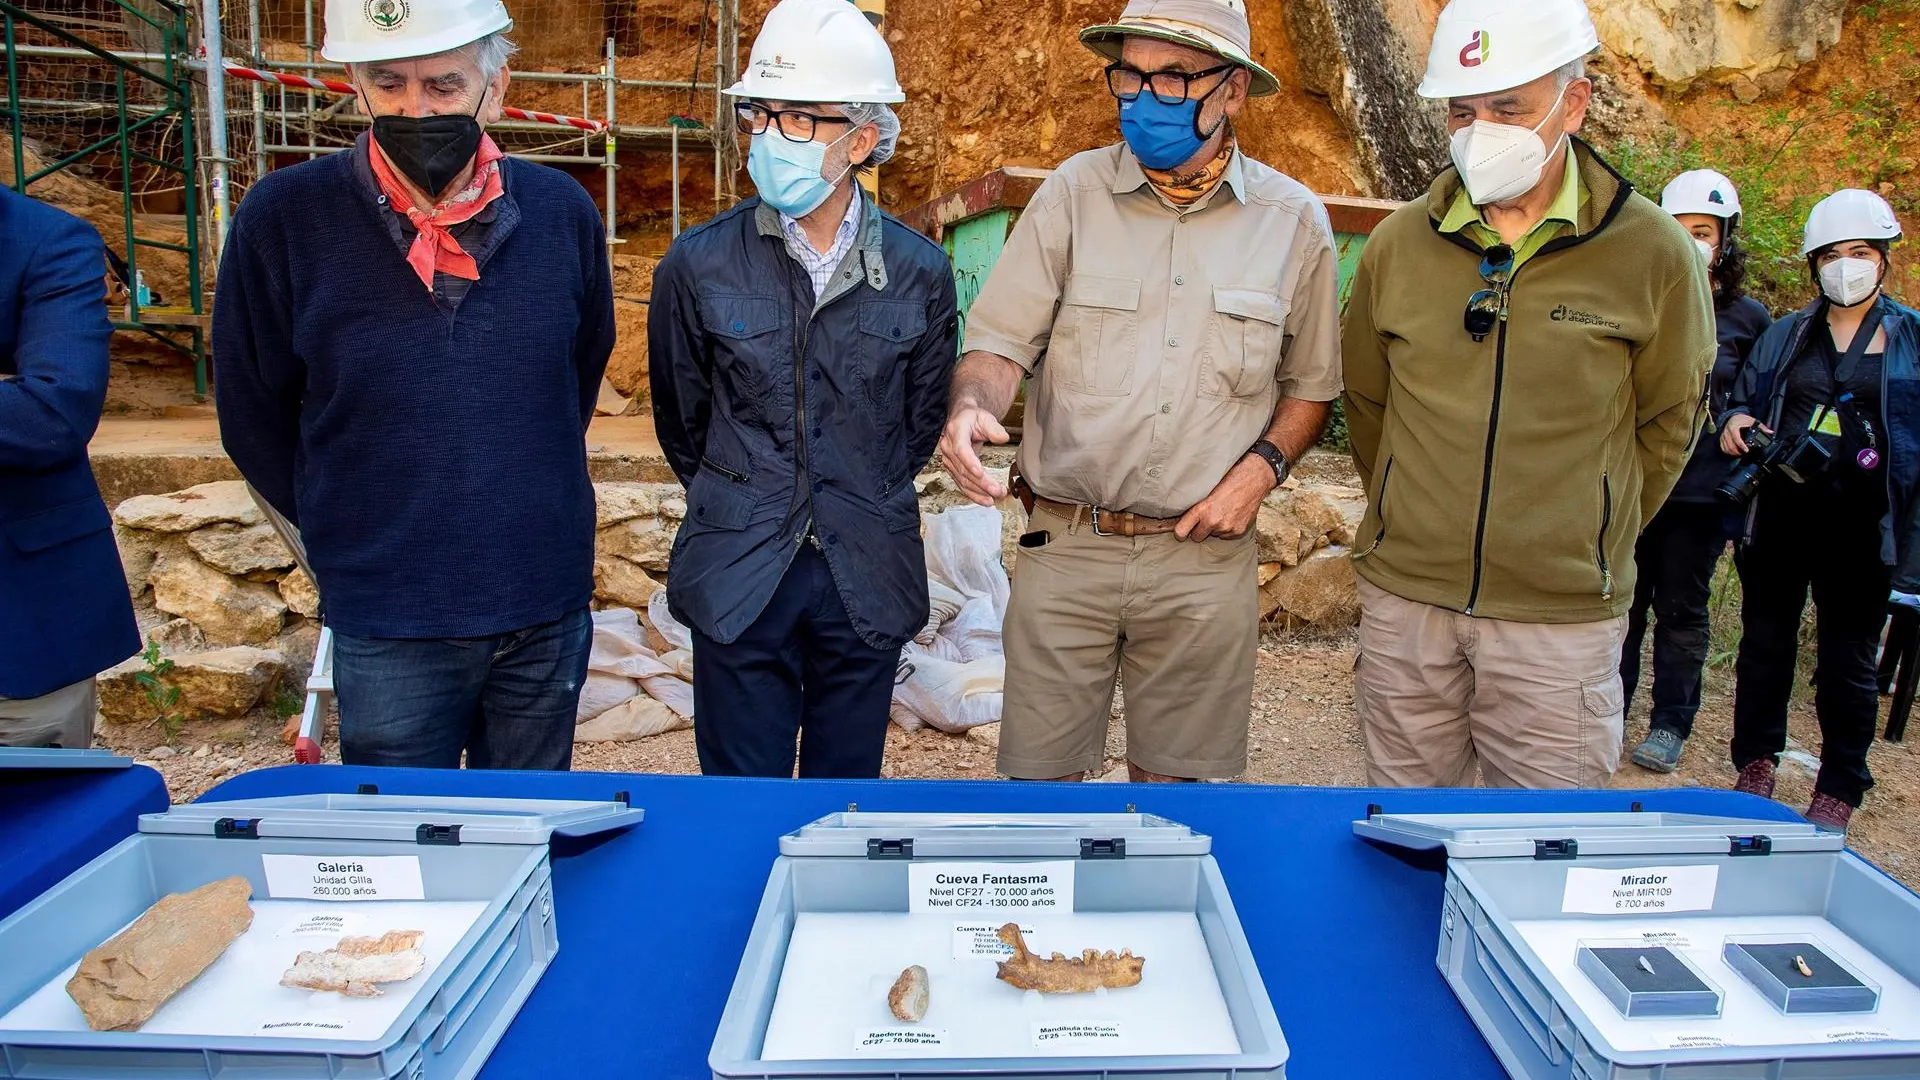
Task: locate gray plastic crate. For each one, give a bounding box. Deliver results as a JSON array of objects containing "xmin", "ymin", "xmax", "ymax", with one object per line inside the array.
[
  {"xmin": 1354, "ymin": 811, "xmax": 1920, "ymax": 1080},
  {"xmin": 710, "ymin": 812, "xmax": 1287, "ymax": 1079},
  {"xmin": 0, "ymin": 793, "xmax": 641, "ymax": 1079},
  {"xmin": 0, "ymin": 747, "xmax": 132, "ymax": 771}
]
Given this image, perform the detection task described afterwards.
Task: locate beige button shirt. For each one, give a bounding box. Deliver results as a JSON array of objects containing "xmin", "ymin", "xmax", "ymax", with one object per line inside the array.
[{"xmin": 964, "ymin": 143, "xmax": 1342, "ymax": 518}]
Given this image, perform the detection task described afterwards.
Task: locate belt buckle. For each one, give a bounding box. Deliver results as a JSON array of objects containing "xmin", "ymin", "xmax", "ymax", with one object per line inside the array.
[{"xmin": 1090, "ymin": 508, "xmax": 1119, "ymax": 537}]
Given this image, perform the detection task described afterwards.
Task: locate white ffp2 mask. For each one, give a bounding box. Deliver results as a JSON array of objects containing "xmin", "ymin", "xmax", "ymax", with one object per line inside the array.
[
  {"xmin": 1449, "ymin": 83, "xmax": 1570, "ymax": 206},
  {"xmin": 1693, "ymin": 238, "xmax": 1717, "ymax": 265},
  {"xmin": 1819, "ymin": 257, "xmax": 1881, "ymax": 308}
]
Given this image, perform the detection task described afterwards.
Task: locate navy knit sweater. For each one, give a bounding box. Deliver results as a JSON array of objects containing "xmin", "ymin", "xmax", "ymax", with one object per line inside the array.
[{"xmin": 212, "ymin": 151, "xmax": 615, "ymax": 639}]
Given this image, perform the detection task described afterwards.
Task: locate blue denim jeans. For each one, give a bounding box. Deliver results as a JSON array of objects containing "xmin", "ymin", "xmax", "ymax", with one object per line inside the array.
[{"xmin": 332, "ymin": 607, "xmax": 591, "ymax": 770}]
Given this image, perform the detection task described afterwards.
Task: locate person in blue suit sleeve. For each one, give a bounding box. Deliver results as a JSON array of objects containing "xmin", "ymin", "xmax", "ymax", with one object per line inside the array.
[{"xmin": 0, "ymin": 186, "xmax": 141, "ymax": 748}]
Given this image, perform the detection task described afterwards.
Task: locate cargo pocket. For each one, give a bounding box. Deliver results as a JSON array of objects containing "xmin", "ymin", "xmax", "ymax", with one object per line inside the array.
[
  {"xmin": 881, "ymin": 479, "xmax": 921, "ymax": 534},
  {"xmin": 5, "ymin": 498, "xmax": 113, "ymax": 555},
  {"xmin": 1578, "ymin": 675, "xmax": 1626, "ymax": 786},
  {"xmin": 1050, "ymin": 273, "xmax": 1140, "ymax": 397},
  {"xmin": 698, "ymin": 293, "xmax": 783, "ymax": 402},
  {"xmin": 1200, "ymin": 286, "xmax": 1288, "ymax": 401},
  {"xmin": 686, "ymin": 464, "xmax": 756, "ymax": 531},
  {"xmin": 855, "ymin": 300, "xmax": 928, "ymax": 416}
]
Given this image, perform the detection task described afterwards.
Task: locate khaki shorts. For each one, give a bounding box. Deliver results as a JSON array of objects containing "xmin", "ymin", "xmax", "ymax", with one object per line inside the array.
[
  {"xmin": 1354, "ymin": 577, "xmax": 1627, "ymax": 789},
  {"xmin": 998, "ymin": 503, "xmax": 1260, "ymax": 779},
  {"xmin": 0, "ymin": 678, "xmax": 99, "ymax": 750}
]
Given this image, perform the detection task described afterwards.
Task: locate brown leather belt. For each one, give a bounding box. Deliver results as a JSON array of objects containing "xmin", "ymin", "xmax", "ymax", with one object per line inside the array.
[{"xmin": 1012, "ymin": 475, "xmax": 1182, "ymax": 538}]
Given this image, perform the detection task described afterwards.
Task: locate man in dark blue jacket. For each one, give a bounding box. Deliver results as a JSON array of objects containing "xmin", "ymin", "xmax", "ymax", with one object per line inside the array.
[
  {"xmin": 0, "ymin": 187, "xmax": 140, "ymax": 748},
  {"xmin": 649, "ymin": 0, "xmax": 958, "ymax": 778},
  {"xmin": 214, "ymin": 0, "xmax": 614, "ymax": 770}
]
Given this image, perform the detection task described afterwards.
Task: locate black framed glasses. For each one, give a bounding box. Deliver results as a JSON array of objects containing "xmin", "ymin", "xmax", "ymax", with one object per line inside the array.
[
  {"xmin": 1104, "ymin": 62, "xmax": 1235, "ymax": 105},
  {"xmin": 733, "ymin": 102, "xmax": 855, "ymax": 143},
  {"xmin": 1464, "ymin": 244, "xmax": 1515, "ymax": 341}
]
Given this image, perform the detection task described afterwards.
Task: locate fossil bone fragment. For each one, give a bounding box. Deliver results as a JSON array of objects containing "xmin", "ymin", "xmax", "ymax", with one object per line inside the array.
[
  {"xmin": 888, "ymin": 965, "xmax": 929, "ymax": 1022},
  {"xmin": 281, "ymin": 930, "xmax": 426, "ymax": 997},
  {"xmin": 66, "ymin": 876, "xmax": 255, "ymax": 1031},
  {"xmin": 994, "ymin": 922, "xmax": 1144, "ymax": 993}
]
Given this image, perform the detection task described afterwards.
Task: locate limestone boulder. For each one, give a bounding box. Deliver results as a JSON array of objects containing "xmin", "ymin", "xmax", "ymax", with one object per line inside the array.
[
  {"xmin": 113, "ymin": 525, "xmax": 158, "ymax": 599},
  {"xmin": 598, "ymin": 518, "xmax": 676, "ymax": 573},
  {"xmin": 97, "ymin": 646, "xmax": 287, "ymax": 723},
  {"xmin": 186, "ymin": 522, "xmax": 295, "ymax": 576},
  {"xmin": 150, "ymin": 546, "xmax": 287, "ymax": 645},
  {"xmin": 1591, "ymin": 0, "xmax": 1846, "ymax": 89},
  {"xmin": 278, "ymin": 567, "xmax": 321, "ymax": 619},
  {"xmin": 594, "ymin": 556, "xmax": 667, "ymax": 610},
  {"xmin": 594, "ymin": 482, "xmax": 660, "ymax": 528},
  {"xmin": 1256, "ymin": 486, "xmax": 1358, "ymax": 568},
  {"xmin": 114, "ymin": 480, "xmax": 262, "ymax": 533},
  {"xmin": 1259, "ymin": 546, "xmax": 1360, "ymax": 628}
]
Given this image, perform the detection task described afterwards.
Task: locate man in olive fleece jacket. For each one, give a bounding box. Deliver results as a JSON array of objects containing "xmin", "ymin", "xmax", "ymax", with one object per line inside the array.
[{"xmin": 1343, "ymin": 110, "xmax": 1715, "ymax": 785}]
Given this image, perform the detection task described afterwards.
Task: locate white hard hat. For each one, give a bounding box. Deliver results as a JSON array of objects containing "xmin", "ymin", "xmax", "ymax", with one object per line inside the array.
[
  {"xmin": 1802, "ymin": 188, "xmax": 1904, "ymax": 256},
  {"xmin": 726, "ymin": 0, "xmax": 904, "ymax": 104},
  {"xmin": 1661, "ymin": 170, "xmax": 1742, "ymax": 228},
  {"xmin": 1417, "ymin": 0, "xmax": 1599, "ymax": 99},
  {"xmin": 321, "ymin": 0, "xmax": 511, "ymax": 64}
]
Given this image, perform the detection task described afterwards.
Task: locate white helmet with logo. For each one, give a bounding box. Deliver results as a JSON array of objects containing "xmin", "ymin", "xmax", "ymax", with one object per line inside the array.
[
  {"xmin": 1801, "ymin": 188, "xmax": 1903, "ymax": 255},
  {"xmin": 725, "ymin": 0, "xmax": 904, "ymax": 104},
  {"xmin": 321, "ymin": 0, "xmax": 510, "ymax": 63},
  {"xmin": 1418, "ymin": 0, "xmax": 1599, "ymax": 99},
  {"xmin": 1661, "ymin": 170, "xmax": 1742, "ymax": 230}
]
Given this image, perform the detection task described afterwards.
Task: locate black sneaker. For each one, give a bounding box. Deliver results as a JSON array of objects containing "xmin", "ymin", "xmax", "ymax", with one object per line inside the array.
[{"xmin": 1629, "ymin": 728, "xmax": 1685, "ymax": 773}]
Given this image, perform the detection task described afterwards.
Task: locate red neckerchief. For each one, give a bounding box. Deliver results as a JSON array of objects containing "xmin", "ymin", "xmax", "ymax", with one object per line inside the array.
[{"xmin": 368, "ymin": 133, "xmax": 506, "ymax": 290}]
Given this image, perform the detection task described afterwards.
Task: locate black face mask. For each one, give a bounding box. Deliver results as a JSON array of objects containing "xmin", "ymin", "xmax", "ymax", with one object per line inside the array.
[{"xmin": 369, "ymin": 88, "xmax": 486, "ymax": 199}]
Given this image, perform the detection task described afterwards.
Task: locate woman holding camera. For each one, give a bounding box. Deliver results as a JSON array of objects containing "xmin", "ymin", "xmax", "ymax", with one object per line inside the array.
[
  {"xmin": 1622, "ymin": 171, "xmax": 1772, "ymax": 773},
  {"xmin": 1720, "ymin": 189, "xmax": 1913, "ymax": 830}
]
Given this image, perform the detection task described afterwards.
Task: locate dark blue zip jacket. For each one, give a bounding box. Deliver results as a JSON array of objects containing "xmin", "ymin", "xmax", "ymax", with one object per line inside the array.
[
  {"xmin": 1666, "ymin": 293, "xmax": 1771, "ymax": 504},
  {"xmin": 1724, "ymin": 293, "xmax": 1920, "ymax": 589},
  {"xmin": 648, "ymin": 194, "xmax": 958, "ymax": 649}
]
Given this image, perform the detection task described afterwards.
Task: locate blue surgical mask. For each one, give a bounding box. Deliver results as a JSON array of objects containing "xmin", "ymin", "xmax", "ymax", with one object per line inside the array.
[
  {"xmin": 747, "ymin": 129, "xmax": 853, "ymax": 218},
  {"xmin": 1119, "ymin": 93, "xmax": 1220, "ymax": 171}
]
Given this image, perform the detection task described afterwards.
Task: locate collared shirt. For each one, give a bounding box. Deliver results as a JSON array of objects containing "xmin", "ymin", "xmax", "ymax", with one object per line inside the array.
[
  {"xmin": 780, "ymin": 190, "xmax": 863, "ymax": 299},
  {"xmin": 963, "ymin": 143, "xmax": 1343, "ymax": 518},
  {"xmin": 1438, "ymin": 146, "xmax": 1588, "ymax": 268}
]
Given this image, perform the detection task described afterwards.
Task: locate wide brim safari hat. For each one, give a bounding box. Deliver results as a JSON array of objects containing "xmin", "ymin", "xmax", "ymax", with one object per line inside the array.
[{"xmin": 1080, "ymin": 0, "xmax": 1280, "ymax": 97}]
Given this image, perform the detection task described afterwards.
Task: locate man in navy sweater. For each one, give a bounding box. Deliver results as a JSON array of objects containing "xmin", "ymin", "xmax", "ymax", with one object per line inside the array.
[
  {"xmin": 213, "ymin": 0, "xmax": 614, "ymax": 770},
  {"xmin": 0, "ymin": 188, "xmax": 140, "ymax": 748}
]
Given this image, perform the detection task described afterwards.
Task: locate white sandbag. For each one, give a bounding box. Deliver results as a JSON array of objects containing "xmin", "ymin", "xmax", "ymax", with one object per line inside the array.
[
  {"xmin": 584, "ymin": 606, "xmax": 695, "ymax": 721},
  {"xmin": 575, "ymin": 695, "xmax": 689, "ymax": 742},
  {"xmin": 640, "ymin": 672, "xmax": 695, "ymax": 719},
  {"xmin": 578, "ymin": 671, "xmax": 641, "ymax": 722},
  {"xmin": 891, "ymin": 646, "xmax": 1004, "ymax": 734},
  {"xmin": 647, "ymin": 589, "xmax": 694, "ymax": 652},
  {"xmin": 660, "ymin": 647, "xmax": 695, "ymax": 682},
  {"xmin": 923, "ymin": 505, "xmax": 1010, "ymax": 619}
]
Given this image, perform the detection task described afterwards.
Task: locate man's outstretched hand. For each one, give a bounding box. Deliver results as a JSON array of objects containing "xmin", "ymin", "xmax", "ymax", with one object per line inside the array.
[{"xmin": 940, "ymin": 404, "xmax": 1011, "ymax": 506}]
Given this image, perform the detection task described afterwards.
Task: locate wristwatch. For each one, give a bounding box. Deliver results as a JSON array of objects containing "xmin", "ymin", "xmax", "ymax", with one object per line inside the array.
[{"xmin": 1248, "ymin": 439, "xmax": 1289, "ymax": 487}]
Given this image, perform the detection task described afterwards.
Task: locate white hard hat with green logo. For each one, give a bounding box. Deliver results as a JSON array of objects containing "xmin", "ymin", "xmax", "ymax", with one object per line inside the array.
[
  {"xmin": 1417, "ymin": 0, "xmax": 1598, "ymax": 99},
  {"xmin": 320, "ymin": 0, "xmax": 511, "ymax": 63}
]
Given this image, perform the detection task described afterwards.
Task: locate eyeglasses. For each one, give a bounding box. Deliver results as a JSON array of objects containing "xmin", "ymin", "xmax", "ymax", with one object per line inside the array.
[
  {"xmin": 1464, "ymin": 244, "xmax": 1515, "ymax": 341},
  {"xmin": 1104, "ymin": 62, "xmax": 1235, "ymax": 105},
  {"xmin": 734, "ymin": 102, "xmax": 855, "ymax": 143}
]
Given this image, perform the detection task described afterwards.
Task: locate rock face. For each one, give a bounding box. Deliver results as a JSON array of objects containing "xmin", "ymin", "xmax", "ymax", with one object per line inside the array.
[
  {"xmin": 97, "ymin": 646, "xmax": 287, "ymax": 723},
  {"xmin": 594, "ymin": 556, "xmax": 667, "ymax": 610},
  {"xmin": 114, "ymin": 480, "xmax": 262, "ymax": 533},
  {"xmin": 66, "ymin": 876, "xmax": 255, "ymax": 1031},
  {"xmin": 1259, "ymin": 547, "xmax": 1361, "ymax": 628},
  {"xmin": 1592, "ymin": 0, "xmax": 1846, "ymax": 89},
  {"xmin": 113, "ymin": 525, "xmax": 157, "ymax": 600},
  {"xmin": 186, "ymin": 522, "xmax": 295, "ymax": 576},
  {"xmin": 1285, "ymin": 0, "xmax": 1448, "ymax": 200},
  {"xmin": 598, "ymin": 518, "xmax": 675, "ymax": 573},
  {"xmin": 150, "ymin": 546, "xmax": 286, "ymax": 645},
  {"xmin": 595, "ymin": 482, "xmax": 660, "ymax": 528}
]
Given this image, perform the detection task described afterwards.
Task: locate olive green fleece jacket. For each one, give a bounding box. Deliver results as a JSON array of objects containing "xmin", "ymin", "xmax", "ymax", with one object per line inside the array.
[{"xmin": 1342, "ymin": 139, "xmax": 1717, "ymax": 624}]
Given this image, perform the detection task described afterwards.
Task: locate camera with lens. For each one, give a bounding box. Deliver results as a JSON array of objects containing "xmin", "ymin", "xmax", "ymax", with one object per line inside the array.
[{"xmin": 1715, "ymin": 425, "xmax": 1832, "ymax": 505}]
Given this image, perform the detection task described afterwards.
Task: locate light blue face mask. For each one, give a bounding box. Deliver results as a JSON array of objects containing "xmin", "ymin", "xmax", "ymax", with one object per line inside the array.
[{"xmin": 747, "ymin": 128, "xmax": 854, "ymax": 218}]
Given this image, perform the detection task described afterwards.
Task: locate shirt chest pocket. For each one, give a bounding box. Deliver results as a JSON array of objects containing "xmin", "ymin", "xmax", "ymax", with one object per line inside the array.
[
  {"xmin": 1201, "ymin": 286, "xmax": 1289, "ymax": 401},
  {"xmin": 699, "ymin": 294, "xmax": 785, "ymax": 404},
  {"xmin": 855, "ymin": 299, "xmax": 928, "ymax": 413},
  {"xmin": 1047, "ymin": 273, "xmax": 1140, "ymax": 397}
]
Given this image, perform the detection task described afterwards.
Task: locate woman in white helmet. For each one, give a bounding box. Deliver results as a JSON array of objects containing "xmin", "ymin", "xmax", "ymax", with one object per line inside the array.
[
  {"xmin": 1718, "ymin": 188, "xmax": 1913, "ymax": 830},
  {"xmin": 1621, "ymin": 170, "xmax": 1772, "ymax": 774}
]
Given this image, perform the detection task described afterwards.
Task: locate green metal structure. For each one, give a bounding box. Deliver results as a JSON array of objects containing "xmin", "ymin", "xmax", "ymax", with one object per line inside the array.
[{"xmin": 2, "ymin": 0, "xmax": 208, "ymax": 395}]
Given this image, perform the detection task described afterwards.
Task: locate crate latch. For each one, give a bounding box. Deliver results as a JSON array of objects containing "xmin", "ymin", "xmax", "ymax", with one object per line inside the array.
[
  {"xmin": 213, "ymin": 817, "xmax": 259, "ymax": 839},
  {"xmin": 1080, "ymin": 838, "xmax": 1126, "ymax": 860},
  {"xmin": 866, "ymin": 838, "xmax": 913, "ymax": 860},
  {"xmin": 1728, "ymin": 834, "xmax": 1772, "ymax": 857},
  {"xmin": 415, "ymin": 824, "xmax": 462, "ymax": 846},
  {"xmin": 355, "ymin": 784, "xmax": 380, "ymax": 795},
  {"xmin": 1532, "ymin": 838, "xmax": 1578, "ymax": 860}
]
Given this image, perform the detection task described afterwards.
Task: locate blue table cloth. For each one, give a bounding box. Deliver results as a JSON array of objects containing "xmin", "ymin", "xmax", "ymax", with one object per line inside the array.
[
  {"xmin": 195, "ymin": 766, "xmax": 1817, "ymax": 1079},
  {"xmin": 0, "ymin": 763, "xmax": 168, "ymax": 921}
]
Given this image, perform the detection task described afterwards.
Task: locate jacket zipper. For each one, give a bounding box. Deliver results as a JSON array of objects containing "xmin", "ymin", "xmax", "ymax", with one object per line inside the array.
[
  {"xmin": 1596, "ymin": 473, "xmax": 1614, "ymax": 601},
  {"xmin": 702, "ymin": 457, "xmax": 748, "ymax": 484},
  {"xmin": 790, "ymin": 262, "xmax": 815, "ymax": 549},
  {"xmin": 1354, "ymin": 457, "xmax": 1394, "ymax": 558},
  {"xmin": 1463, "ymin": 280, "xmax": 1513, "ymax": 615}
]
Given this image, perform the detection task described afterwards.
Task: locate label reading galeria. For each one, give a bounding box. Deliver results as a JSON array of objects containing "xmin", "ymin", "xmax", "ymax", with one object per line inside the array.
[
  {"xmin": 1032, "ymin": 1021, "xmax": 1124, "ymax": 1050},
  {"xmin": 908, "ymin": 861, "xmax": 1072, "ymax": 914},
  {"xmin": 953, "ymin": 923, "xmax": 1034, "ymax": 959},
  {"xmin": 261, "ymin": 854, "xmax": 425, "ymax": 901},
  {"xmin": 1561, "ymin": 865, "xmax": 1718, "ymax": 914},
  {"xmin": 854, "ymin": 1028, "xmax": 948, "ymax": 1053}
]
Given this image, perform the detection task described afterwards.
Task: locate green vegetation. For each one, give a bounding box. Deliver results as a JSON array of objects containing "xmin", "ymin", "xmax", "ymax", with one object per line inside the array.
[{"xmin": 134, "ymin": 639, "xmax": 187, "ymax": 743}]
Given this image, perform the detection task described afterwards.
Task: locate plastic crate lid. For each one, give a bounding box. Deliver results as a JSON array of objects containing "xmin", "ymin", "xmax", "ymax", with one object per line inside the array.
[
  {"xmin": 779, "ymin": 811, "xmax": 1211, "ymax": 858},
  {"xmin": 143, "ymin": 792, "xmax": 643, "ymax": 845},
  {"xmin": 1353, "ymin": 810, "xmax": 1841, "ymax": 859},
  {"xmin": 0, "ymin": 747, "xmax": 133, "ymax": 771}
]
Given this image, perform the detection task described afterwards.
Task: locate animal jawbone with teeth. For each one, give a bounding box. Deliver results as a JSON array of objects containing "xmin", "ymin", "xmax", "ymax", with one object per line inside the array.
[{"xmin": 993, "ymin": 922, "xmax": 1144, "ymax": 993}]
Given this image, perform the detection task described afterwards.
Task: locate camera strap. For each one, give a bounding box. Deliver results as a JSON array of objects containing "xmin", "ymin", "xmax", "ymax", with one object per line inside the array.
[
  {"xmin": 1827, "ymin": 304, "xmax": 1886, "ymax": 388},
  {"xmin": 1817, "ymin": 304, "xmax": 1886, "ymax": 465}
]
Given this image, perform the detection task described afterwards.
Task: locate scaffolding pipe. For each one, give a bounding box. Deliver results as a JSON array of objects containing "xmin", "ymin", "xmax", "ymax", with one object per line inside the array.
[
  {"xmin": 261, "ymin": 143, "xmax": 605, "ymax": 164},
  {"xmin": 671, "ymin": 124, "xmax": 680, "ymax": 238},
  {"xmin": 220, "ymin": 63, "xmax": 608, "ymax": 132},
  {"xmin": 198, "ymin": 0, "xmax": 231, "ymax": 251},
  {"xmin": 604, "ymin": 36, "xmax": 617, "ymax": 267},
  {"xmin": 247, "ymin": 0, "xmax": 265, "ymax": 180}
]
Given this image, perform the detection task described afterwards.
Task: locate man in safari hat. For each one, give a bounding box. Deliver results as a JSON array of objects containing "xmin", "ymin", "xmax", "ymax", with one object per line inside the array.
[{"xmin": 939, "ymin": 0, "xmax": 1342, "ymax": 783}]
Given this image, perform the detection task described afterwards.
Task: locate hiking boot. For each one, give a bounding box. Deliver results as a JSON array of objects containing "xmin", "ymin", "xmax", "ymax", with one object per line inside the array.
[
  {"xmin": 1630, "ymin": 728, "xmax": 1686, "ymax": 773},
  {"xmin": 1806, "ymin": 792, "xmax": 1855, "ymax": 831},
  {"xmin": 1733, "ymin": 758, "xmax": 1777, "ymax": 799}
]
